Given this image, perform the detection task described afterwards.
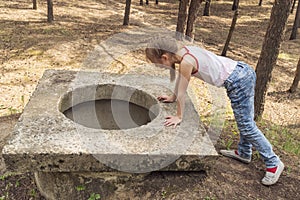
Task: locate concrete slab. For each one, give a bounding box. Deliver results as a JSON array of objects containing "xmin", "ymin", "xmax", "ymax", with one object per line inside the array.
[{"xmin": 3, "ymin": 69, "xmax": 217, "ymax": 174}]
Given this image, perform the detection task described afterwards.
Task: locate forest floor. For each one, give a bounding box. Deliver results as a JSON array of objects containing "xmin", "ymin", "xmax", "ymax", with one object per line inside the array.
[{"xmin": 0, "ymin": 0, "xmax": 299, "ymax": 199}]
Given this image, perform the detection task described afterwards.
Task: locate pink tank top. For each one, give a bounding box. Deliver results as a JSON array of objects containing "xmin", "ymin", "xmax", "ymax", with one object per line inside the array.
[{"xmin": 181, "ymin": 46, "xmax": 238, "ymax": 87}]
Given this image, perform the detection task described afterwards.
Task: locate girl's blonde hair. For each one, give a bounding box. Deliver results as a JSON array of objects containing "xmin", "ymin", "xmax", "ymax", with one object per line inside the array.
[{"xmin": 145, "ymin": 37, "xmax": 178, "ymax": 82}]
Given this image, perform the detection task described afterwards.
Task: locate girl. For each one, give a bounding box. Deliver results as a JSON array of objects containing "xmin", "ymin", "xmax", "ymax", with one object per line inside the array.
[{"xmin": 145, "ymin": 37, "xmax": 284, "ymax": 186}]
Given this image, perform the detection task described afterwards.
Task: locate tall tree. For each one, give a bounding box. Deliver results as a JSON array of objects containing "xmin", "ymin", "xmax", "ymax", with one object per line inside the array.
[
  {"xmin": 232, "ymin": 0, "xmax": 239, "ymax": 10},
  {"xmin": 203, "ymin": 0, "xmax": 211, "ymax": 16},
  {"xmin": 176, "ymin": 0, "xmax": 190, "ymax": 39},
  {"xmin": 140, "ymin": 0, "xmax": 157, "ymax": 5},
  {"xmin": 33, "ymin": 0, "xmax": 37, "ymax": 10},
  {"xmin": 47, "ymin": 0, "xmax": 54, "ymax": 23},
  {"xmin": 186, "ymin": 0, "xmax": 203, "ymax": 40},
  {"xmin": 291, "ymin": 0, "xmax": 297, "ymax": 13},
  {"xmin": 254, "ymin": 0, "xmax": 293, "ymax": 119},
  {"xmin": 289, "ymin": 57, "xmax": 300, "ymax": 93},
  {"xmin": 290, "ymin": 0, "xmax": 300, "ymax": 39},
  {"xmin": 222, "ymin": 9, "xmax": 239, "ymax": 56},
  {"xmin": 123, "ymin": 0, "xmax": 132, "ymax": 25}
]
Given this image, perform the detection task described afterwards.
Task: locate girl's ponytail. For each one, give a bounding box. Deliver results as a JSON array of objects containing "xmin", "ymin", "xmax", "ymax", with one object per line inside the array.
[{"xmin": 170, "ymin": 63, "xmax": 176, "ymax": 82}]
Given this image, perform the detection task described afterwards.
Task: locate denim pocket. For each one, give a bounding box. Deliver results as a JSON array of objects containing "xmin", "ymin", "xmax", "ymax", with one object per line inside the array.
[{"xmin": 225, "ymin": 63, "xmax": 256, "ymax": 103}]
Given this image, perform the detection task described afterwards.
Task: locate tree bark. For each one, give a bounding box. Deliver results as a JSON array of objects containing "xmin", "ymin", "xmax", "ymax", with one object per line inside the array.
[
  {"xmin": 176, "ymin": 0, "xmax": 190, "ymax": 39},
  {"xmin": 221, "ymin": 9, "xmax": 239, "ymax": 56},
  {"xmin": 259, "ymin": 0, "xmax": 263, "ymax": 6},
  {"xmin": 291, "ymin": 0, "xmax": 297, "ymax": 13},
  {"xmin": 33, "ymin": 0, "xmax": 37, "ymax": 10},
  {"xmin": 123, "ymin": 0, "xmax": 132, "ymax": 25},
  {"xmin": 254, "ymin": 0, "xmax": 293, "ymax": 120},
  {"xmin": 47, "ymin": 0, "xmax": 54, "ymax": 23},
  {"xmin": 185, "ymin": 0, "xmax": 203, "ymax": 40},
  {"xmin": 232, "ymin": 0, "xmax": 239, "ymax": 10},
  {"xmin": 203, "ymin": 0, "xmax": 211, "ymax": 16},
  {"xmin": 290, "ymin": 0, "xmax": 300, "ymax": 39},
  {"xmin": 289, "ymin": 57, "xmax": 300, "ymax": 93},
  {"xmin": 299, "ymin": 21, "xmax": 300, "ymax": 28}
]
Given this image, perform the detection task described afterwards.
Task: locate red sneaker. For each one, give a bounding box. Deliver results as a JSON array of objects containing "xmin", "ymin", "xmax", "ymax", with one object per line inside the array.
[{"xmin": 262, "ymin": 161, "xmax": 284, "ymax": 186}]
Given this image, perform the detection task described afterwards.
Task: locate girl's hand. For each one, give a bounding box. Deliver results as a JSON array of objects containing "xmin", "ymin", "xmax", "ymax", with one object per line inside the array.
[
  {"xmin": 157, "ymin": 95, "xmax": 176, "ymax": 103},
  {"xmin": 164, "ymin": 115, "xmax": 182, "ymax": 128}
]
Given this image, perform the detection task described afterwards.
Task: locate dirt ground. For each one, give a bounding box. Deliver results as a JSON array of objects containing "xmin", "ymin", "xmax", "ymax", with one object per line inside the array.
[{"xmin": 0, "ymin": 0, "xmax": 299, "ymax": 199}]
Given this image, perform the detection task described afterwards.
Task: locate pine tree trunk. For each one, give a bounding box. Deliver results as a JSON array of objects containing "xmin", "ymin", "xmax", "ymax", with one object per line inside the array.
[
  {"xmin": 176, "ymin": 0, "xmax": 190, "ymax": 39},
  {"xmin": 185, "ymin": 0, "xmax": 202, "ymax": 40},
  {"xmin": 232, "ymin": 0, "xmax": 239, "ymax": 10},
  {"xmin": 259, "ymin": 0, "xmax": 263, "ymax": 6},
  {"xmin": 203, "ymin": 0, "xmax": 211, "ymax": 16},
  {"xmin": 299, "ymin": 22, "xmax": 300, "ymax": 27},
  {"xmin": 289, "ymin": 57, "xmax": 300, "ymax": 93},
  {"xmin": 221, "ymin": 9, "xmax": 239, "ymax": 56},
  {"xmin": 291, "ymin": 0, "xmax": 297, "ymax": 13},
  {"xmin": 47, "ymin": 0, "xmax": 54, "ymax": 23},
  {"xmin": 254, "ymin": 0, "xmax": 293, "ymax": 120},
  {"xmin": 290, "ymin": 0, "xmax": 300, "ymax": 39},
  {"xmin": 33, "ymin": 0, "xmax": 37, "ymax": 10},
  {"xmin": 123, "ymin": 0, "xmax": 132, "ymax": 25}
]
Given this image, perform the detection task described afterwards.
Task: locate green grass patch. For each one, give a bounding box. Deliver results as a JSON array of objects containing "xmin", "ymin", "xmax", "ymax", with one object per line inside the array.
[
  {"xmin": 219, "ymin": 118, "xmax": 300, "ymax": 157},
  {"xmin": 76, "ymin": 185, "xmax": 86, "ymax": 192},
  {"xmin": 88, "ymin": 193, "xmax": 101, "ymax": 200},
  {"xmin": 258, "ymin": 119, "xmax": 300, "ymax": 156}
]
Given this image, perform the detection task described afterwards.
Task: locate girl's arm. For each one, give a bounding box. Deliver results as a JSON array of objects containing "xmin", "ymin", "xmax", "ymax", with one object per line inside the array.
[{"xmin": 164, "ymin": 59, "xmax": 193, "ymax": 127}]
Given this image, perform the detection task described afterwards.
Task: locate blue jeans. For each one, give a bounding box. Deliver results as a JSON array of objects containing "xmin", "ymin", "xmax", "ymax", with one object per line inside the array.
[{"xmin": 224, "ymin": 62, "xmax": 280, "ymax": 168}]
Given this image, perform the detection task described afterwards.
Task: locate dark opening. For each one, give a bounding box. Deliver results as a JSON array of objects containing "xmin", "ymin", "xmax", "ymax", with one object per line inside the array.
[{"xmin": 63, "ymin": 99, "xmax": 157, "ymax": 130}]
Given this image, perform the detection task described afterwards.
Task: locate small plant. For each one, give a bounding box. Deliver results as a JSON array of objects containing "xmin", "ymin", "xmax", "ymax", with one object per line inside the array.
[
  {"xmin": 14, "ymin": 176, "xmax": 25, "ymax": 188},
  {"xmin": 0, "ymin": 175, "xmax": 6, "ymax": 181},
  {"xmin": 29, "ymin": 188, "xmax": 37, "ymax": 197},
  {"xmin": 226, "ymin": 139, "xmax": 233, "ymax": 150},
  {"xmin": 161, "ymin": 190, "xmax": 167, "ymax": 199},
  {"xmin": 0, "ymin": 172, "xmax": 13, "ymax": 181},
  {"xmin": 2, "ymin": 192, "xmax": 8, "ymax": 200},
  {"xmin": 204, "ymin": 197, "xmax": 216, "ymax": 200},
  {"xmin": 15, "ymin": 180, "xmax": 20, "ymax": 187},
  {"xmin": 220, "ymin": 134, "xmax": 234, "ymax": 150},
  {"xmin": 8, "ymin": 106, "xmax": 18, "ymax": 115},
  {"xmin": 76, "ymin": 185, "xmax": 86, "ymax": 192},
  {"xmin": 253, "ymin": 150, "xmax": 260, "ymax": 160},
  {"xmin": 88, "ymin": 193, "xmax": 101, "ymax": 200}
]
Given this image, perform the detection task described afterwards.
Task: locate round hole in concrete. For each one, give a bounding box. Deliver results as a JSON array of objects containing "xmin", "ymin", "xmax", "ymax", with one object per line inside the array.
[{"xmin": 59, "ymin": 84, "xmax": 160, "ymax": 130}]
